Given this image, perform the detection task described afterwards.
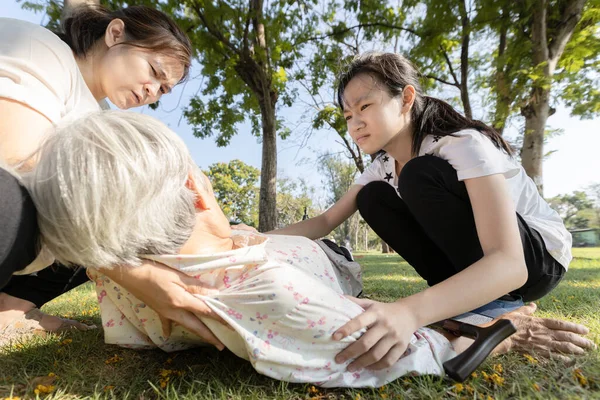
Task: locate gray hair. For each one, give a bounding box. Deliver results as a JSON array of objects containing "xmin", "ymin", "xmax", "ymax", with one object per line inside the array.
[{"xmin": 24, "ymin": 110, "xmax": 201, "ymax": 269}]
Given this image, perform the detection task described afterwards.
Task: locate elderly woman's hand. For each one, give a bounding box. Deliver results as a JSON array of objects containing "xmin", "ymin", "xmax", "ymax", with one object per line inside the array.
[
  {"xmin": 492, "ymin": 303, "xmax": 596, "ymax": 361},
  {"xmin": 102, "ymin": 261, "xmax": 227, "ymax": 350}
]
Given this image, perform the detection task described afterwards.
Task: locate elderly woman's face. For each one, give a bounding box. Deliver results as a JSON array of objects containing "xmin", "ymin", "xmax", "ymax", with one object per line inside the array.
[{"xmin": 98, "ymin": 45, "xmax": 184, "ymax": 110}]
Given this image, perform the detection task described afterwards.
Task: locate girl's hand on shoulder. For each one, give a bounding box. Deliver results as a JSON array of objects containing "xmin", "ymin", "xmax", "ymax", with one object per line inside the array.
[{"xmin": 332, "ymin": 297, "xmax": 420, "ymax": 371}]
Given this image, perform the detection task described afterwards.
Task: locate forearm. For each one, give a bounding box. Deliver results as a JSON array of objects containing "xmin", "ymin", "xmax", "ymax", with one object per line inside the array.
[
  {"xmin": 404, "ymin": 251, "xmax": 528, "ymax": 327},
  {"xmin": 267, "ymin": 215, "xmax": 332, "ymax": 239}
]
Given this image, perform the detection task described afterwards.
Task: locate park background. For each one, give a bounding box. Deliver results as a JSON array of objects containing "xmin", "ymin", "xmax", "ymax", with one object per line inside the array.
[
  {"xmin": 4, "ymin": 0, "xmax": 600, "ymax": 249},
  {"xmin": 1, "ymin": 1, "xmax": 600, "ymax": 399}
]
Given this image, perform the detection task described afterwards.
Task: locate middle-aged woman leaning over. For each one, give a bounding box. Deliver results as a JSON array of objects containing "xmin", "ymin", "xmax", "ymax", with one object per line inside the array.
[{"xmin": 0, "ymin": 4, "xmax": 223, "ymax": 348}]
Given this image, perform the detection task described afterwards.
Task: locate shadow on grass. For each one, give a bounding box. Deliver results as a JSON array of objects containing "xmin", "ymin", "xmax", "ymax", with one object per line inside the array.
[{"xmin": 0, "ymin": 328, "xmax": 315, "ymax": 399}]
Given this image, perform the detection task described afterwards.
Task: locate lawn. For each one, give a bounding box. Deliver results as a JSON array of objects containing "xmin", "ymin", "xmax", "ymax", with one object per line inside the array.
[{"xmin": 1, "ymin": 248, "xmax": 599, "ymax": 399}]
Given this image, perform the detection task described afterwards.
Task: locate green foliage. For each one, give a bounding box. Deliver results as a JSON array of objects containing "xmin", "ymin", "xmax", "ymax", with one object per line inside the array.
[
  {"xmin": 177, "ymin": 0, "xmax": 319, "ymax": 144},
  {"xmin": 205, "ymin": 160, "xmax": 260, "ymax": 226},
  {"xmin": 276, "ymin": 177, "xmax": 319, "ymax": 228},
  {"xmin": 318, "ymin": 153, "xmax": 357, "ymax": 206},
  {"xmin": 318, "ymin": 153, "xmax": 359, "ymax": 243},
  {"xmin": 549, "ymin": 190, "xmax": 597, "ymax": 229}
]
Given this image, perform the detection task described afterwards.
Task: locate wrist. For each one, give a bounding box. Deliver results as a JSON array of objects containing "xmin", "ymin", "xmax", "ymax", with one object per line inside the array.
[{"xmin": 396, "ymin": 291, "xmax": 432, "ymax": 328}]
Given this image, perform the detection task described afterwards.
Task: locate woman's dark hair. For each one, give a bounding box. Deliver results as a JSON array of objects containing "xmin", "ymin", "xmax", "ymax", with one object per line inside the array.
[
  {"xmin": 59, "ymin": 4, "xmax": 192, "ymax": 83},
  {"xmin": 336, "ymin": 52, "xmax": 513, "ymax": 156}
]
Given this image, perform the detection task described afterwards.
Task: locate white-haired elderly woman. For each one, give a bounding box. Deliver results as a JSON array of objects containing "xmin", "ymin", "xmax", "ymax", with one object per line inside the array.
[{"xmin": 24, "ymin": 111, "xmax": 594, "ymax": 386}]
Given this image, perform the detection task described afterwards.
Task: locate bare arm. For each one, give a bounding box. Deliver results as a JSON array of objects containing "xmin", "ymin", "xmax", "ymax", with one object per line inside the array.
[
  {"xmin": 405, "ymin": 173, "xmax": 528, "ymax": 326},
  {"xmin": 0, "ymin": 99, "xmax": 52, "ymax": 168},
  {"xmin": 333, "ymin": 173, "xmax": 532, "ymax": 371},
  {"xmin": 268, "ymin": 185, "xmax": 363, "ymax": 239}
]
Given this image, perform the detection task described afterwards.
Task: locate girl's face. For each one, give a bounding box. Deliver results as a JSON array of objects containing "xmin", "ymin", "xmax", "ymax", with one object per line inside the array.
[
  {"xmin": 97, "ymin": 20, "xmax": 184, "ymax": 109},
  {"xmin": 342, "ymin": 73, "xmax": 411, "ymax": 154}
]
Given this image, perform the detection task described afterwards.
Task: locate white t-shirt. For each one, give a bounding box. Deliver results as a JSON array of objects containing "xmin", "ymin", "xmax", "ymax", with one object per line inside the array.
[
  {"xmin": 1, "ymin": 18, "xmax": 102, "ymax": 275},
  {"xmin": 355, "ymin": 129, "xmax": 572, "ymax": 270},
  {"xmin": 0, "ymin": 18, "xmax": 100, "ymax": 124}
]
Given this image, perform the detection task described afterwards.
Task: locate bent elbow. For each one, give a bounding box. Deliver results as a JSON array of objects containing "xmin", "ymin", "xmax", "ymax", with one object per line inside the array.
[{"xmin": 513, "ymin": 257, "xmax": 528, "ymax": 288}]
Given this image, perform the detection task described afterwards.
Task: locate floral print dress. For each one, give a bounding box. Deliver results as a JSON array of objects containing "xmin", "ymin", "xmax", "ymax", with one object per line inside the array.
[{"xmin": 87, "ymin": 233, "xmax": 456, "ymax": 387}]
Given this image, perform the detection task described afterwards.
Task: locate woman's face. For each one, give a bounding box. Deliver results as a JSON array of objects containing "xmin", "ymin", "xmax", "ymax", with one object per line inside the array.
[
  {"xmin": 342, "ymin": 73, "xmax": 410, "ymax": 154},
  {"xmin": 97, "ymin": 20, "xmax": 184, "ymax": 109},
  {"xmin": 98, "ymin": 47, "xmax": 183, "ymax": 109}
]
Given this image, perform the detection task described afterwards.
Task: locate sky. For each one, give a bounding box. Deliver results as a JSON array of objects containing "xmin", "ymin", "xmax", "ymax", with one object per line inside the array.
[{"xmin": 4, "ymin": 2, "xmax": 599, "ymax": 200}]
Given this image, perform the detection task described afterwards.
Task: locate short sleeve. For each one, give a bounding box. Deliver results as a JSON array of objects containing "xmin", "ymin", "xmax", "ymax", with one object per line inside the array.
[
  {"xmin": 435, "ymin": 130, "xmax": 520, "ymax": 181},
  {"xmin": 0, "ymin": 19, "xmax": 76, "ymax": 123},
  {"xmin": 354, "ymin": 157, "xmax": 384, "ymax": 187}
]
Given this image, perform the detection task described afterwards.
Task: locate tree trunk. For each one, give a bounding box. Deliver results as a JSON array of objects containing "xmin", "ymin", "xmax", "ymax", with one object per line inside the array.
[
  {"xmin": 258, "ymin": 101, "xmax": 278, "ymax": 231},
  {"xmin": 519, "ymin": 0, "xmax": 585, "ymax": 195},
  {"xmin": 381, "ymin": 240, "xmax": 390, "ymax": 254},
  {"xmin": 520, "ymin": 88, "xmax": 550, "ymax": 195},
  {"xmin": 458, "ymin": 0, "xmax": 472, "ymax": 120},
  {"xmin": 492, "ymin": 5, "xmax": 511, "ymax": 136}
]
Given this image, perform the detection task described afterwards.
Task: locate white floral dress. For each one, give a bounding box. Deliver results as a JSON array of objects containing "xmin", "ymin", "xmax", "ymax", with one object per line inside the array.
[{"xmin": 87, "ymin": 233, "xmax": 456, "ymax": 387}]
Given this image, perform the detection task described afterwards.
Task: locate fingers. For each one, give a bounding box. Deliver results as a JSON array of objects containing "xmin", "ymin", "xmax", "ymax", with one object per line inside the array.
[
  {"xmin": 335, "ymin": 327, "xmax": 381, "ymax": 365},
  {"xmin": 345, "ymin": 296, "xmax": 373, "ymax": 308},
  {"xmin": 552, "ymin": 331, "xmax": 596, "ymax": 350},
  {"xmin": 540, "ymin": 318, "xmax": 590, "ymax": 335},
  {"xmin": 181, "ymin": 276, "xmax": 219, "ymax": 297},
  {"xmin": 364, "ymin": 343, "xmax": 406, "ymax": 371},
  {"xmin": 232, "ymin": 223, "xmax": 257, "ymax": 232},
  {"xmin": 346, "ymin": 337, "xmax": 400, "ymax": 371},
  {"xmin": 177, "ymin": 289, "xmax": 227, "ymax": 325},
  {"xmin": 333, "ymin": 312, "xmax": 374, "ymax": 341},
  {"xmin": 176, "ymin": 310, "xmax": 225, "ymax": 350},
  {"xmin": 160, "ymin": 315, "xmax": 172, "ymax": 338}
]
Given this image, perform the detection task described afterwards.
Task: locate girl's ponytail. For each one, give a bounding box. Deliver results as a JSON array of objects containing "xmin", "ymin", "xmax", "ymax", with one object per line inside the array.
[{"xmin": 412, "ymin": 96, "xmax": 513, "ymax": 156}]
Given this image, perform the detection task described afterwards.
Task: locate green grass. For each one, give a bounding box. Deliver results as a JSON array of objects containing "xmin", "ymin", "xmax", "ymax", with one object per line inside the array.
[{"xmin": 1, "ymin": 248, "xmax": 599, "ymax": 399}]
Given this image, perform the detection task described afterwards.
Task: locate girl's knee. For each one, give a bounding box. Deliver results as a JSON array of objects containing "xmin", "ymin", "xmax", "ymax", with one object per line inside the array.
[{"xmin": 357, "ymin": 181, "xmax": 395, "ymax": 215}]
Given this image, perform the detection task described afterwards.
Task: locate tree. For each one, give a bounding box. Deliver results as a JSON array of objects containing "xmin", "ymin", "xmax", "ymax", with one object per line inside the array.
[
  {"xmin": 586, "ymin": 183, "xmax": 600, "ymax": 227},
  {"xmin": 318, "ymin": 153, "xmax": 358, "ymax": 243},
  {"xmin": 548, "ymin": 191, "xmax": 595, "ymax": 229},
  {"xmin": 295, "ymin": 5, "xmax": 367, "ymax": 173},
  {"xmin": 205, "ymin": 160, "xmax": 260, "ymax": 226},
  {"xmin": 276, "ymin": 177, "xmax": 320, "ymax": 228},
  {"xmin": 25, "ymin": 0, "xmax": 321, "ymax": 232},
  {"xmin": 180, "ymin": 0, "xmax": 320, "ymax": 232},
  {"xmin": 312, "ymin": 0, "xmax": 599, "ymax": 197},
  {"xmin": 518, "ymin": 0, "xmax": 591, "ymax": 194}
]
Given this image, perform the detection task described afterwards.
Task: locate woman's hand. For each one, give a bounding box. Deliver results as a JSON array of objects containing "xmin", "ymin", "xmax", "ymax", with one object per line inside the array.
[
  {"xmin": 492, "ymin": 303, "xmax": 596, "ymax": 361},
  {"xmin": 333, "ymin": 297, "xmax": 420, "ymax": 371},
  {"xmin": 102, "ymin": 261, "xmax": 227, "ymax": 350}
]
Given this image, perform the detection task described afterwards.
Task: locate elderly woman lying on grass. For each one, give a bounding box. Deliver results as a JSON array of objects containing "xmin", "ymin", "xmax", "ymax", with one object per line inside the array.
[{"xmin": 23, "ymin": 111, "xmax": 595, "ymax": 387}]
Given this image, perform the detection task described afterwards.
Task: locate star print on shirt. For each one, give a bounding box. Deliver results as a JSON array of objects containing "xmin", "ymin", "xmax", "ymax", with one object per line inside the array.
[
  {"xmin": 433, "ymin": 135, "xmax": 442, "ymax": 143},
  {"xmin": 382, "ymin": 155, "xmax": 390, "ymax": 162},
  {"xmin": 384, "ymin": 172, "xmax": 393, "ymax": 182}
]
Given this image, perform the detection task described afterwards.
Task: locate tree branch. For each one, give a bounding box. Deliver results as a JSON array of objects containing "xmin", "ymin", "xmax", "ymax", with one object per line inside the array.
[
  {"xmin": 421, "ymin": 73, "xmax": 459, "ymax": 88},
  {"xmin": 440, "ymin": 45, "xmax": 461, "ymax": 87},
  {"xmin": 458, "ymin": 0, "xmax": 472, "ymax": 119},
  {"xmin": 297, "ymin": 22, "xmax": 422, "ymax": 46},
  {"xmin": 191, "ymin": 0, "xmax": 241, "ymax": 56},
  {"xmin": 548, "ymin": 0, "xmax": 586, "ymax": 62}
]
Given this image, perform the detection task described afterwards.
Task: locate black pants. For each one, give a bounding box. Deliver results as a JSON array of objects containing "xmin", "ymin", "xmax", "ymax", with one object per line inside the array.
[
  {"xmin": 357, "ymin": 155, "xmax": 564, "ymax": 303},
  {"xmin": 1, "ymin": 167, "xmax": 89, "ymax": 307}
]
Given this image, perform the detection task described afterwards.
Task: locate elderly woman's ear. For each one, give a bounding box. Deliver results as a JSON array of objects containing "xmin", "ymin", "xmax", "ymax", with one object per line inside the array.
[{"xmin": 185, "ymin": 172, "xmax": 210, "ymax": 211}]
